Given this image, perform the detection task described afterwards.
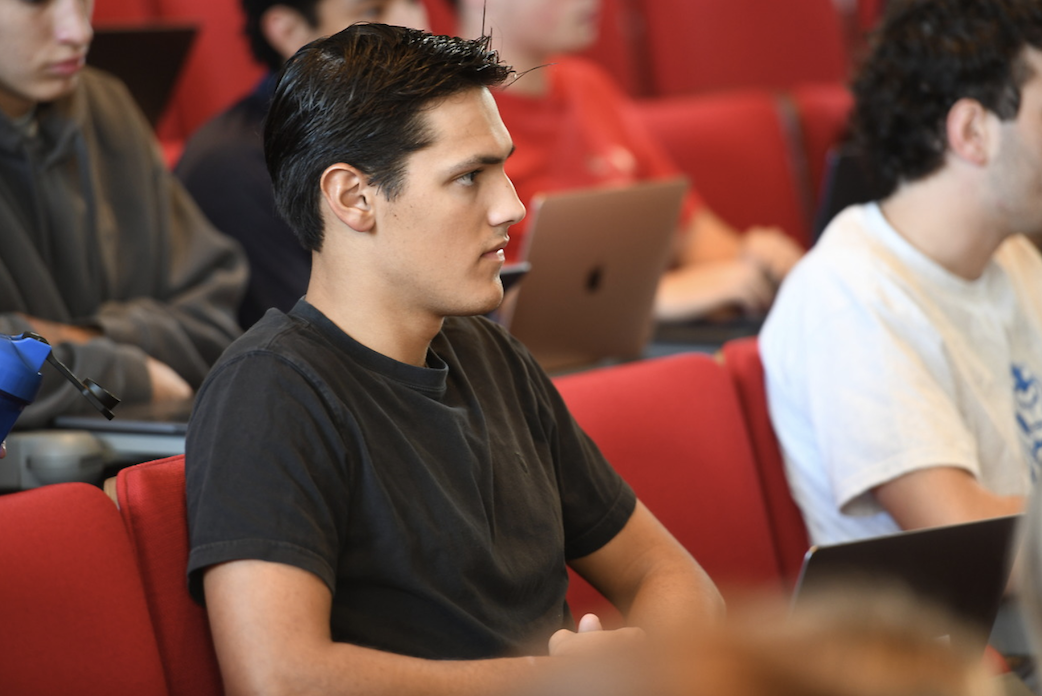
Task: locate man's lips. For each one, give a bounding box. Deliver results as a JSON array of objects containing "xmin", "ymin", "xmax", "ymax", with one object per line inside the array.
[
  {"xmin": 482, "ymin": 238, "xmax": 509, "ymax": 260},
  {"xmin": 49, "ymin": 56, "xmax": 86, "ymax": 77}
]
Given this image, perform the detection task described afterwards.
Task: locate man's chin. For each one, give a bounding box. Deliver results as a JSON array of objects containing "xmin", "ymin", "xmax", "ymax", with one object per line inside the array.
[{"xmin": 446, "ymin": 286, "xmax": 505, "ymax": 319}]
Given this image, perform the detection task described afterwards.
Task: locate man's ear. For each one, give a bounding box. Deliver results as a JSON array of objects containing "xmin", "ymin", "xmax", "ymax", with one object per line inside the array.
[
  {"xmin": 946, "ymin": 98, "xmax": 993, "ymax": 167},
  {"xmin": 261, "ymin": 5, "xmax": 315, "ymax": 62},
  {"xmin": 320, "ymin": 163, "xmax": 376, "ymax": 233}
]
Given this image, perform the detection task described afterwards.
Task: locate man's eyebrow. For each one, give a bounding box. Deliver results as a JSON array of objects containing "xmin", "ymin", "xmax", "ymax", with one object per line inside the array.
[{"xmin": 450, "ymin": 145, "xmax": 516, "ymax": 171}]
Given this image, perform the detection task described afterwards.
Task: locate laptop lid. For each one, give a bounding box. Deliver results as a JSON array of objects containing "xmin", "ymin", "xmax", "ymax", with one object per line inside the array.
[
  {"xmin": 792, "ymin": 515, "xmax": 1020, "ymax": 656},
  {"xmin": 503, "ymin": 178, "xmax": 687, "ymax": 372},
  {"xmin": 88, "ymin": 23, "xmax": 197, "ymax": 128},
  {"xmin": 53, "ymin": 397, "xmax": 194, "ymax": 436}
]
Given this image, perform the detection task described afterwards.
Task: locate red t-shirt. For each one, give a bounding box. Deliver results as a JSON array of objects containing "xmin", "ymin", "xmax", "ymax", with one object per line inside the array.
[{"xmin": 494, "ymin": 57, "xmax": 704, "ymax": 263}]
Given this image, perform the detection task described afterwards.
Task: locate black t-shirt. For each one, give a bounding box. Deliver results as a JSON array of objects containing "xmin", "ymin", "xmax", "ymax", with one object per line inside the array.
[{"xmin": 186, "ymin": 301, "xmax": 636, "ymax": 660}]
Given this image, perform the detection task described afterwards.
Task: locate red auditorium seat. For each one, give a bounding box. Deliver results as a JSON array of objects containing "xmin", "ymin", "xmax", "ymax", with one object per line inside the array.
[
  {"xmin": 0, "ymin": 483, "xmax": 169, "ymax": 696},
  {"xmin": 424, "ymin": 0, "xmax": 458, "ymax": 35},
  {"xmin": 633, "ymin": 90, "xmax": 811, "ymax": 247},
  {"xmin": 116, "ymin": 456, "xmax": 224, "ymax": 696},
  {"xmin": 553, "ymin": 353, "xmax": 786, "ymax": 623},
  {"xmin": 789, "ymin": 83, "xmax": 855, "ymax": 210},
  {"xmin": 637, "ymin": 0, "xmax": 849, "ymax": 97},
  {"xmin": 92, "ymin": 0, "xmax": 153, "ymax": 23},
  {"xmin": 720, "ymin": 337, "xmax": 810, "ymax": 585}
]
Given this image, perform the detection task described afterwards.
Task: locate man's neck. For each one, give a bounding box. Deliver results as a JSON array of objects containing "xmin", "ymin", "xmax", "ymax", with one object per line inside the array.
[
  {"xmin": 878, "ymin": 173, "xmax": 1007, "ymax": 281},
  {"xmin": 306, "ymin": 257, "xmax": 443, "ymax": 368}
]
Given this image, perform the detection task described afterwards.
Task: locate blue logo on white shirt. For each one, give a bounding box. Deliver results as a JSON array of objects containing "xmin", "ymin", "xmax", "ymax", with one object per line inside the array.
[{"xmin": 1012, "ymin": 363, "xmax": 1042, "ymax": 477}]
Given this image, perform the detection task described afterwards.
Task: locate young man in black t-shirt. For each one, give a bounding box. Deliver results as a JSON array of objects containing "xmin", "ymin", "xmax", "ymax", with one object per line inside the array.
[{"xmin": 186, "ymin": 23, "xmax": 722, "ymax": 696}]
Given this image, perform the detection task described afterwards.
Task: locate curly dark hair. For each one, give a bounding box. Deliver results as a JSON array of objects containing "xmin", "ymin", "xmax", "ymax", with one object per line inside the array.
[
  {"xmin": 264, "ymin": 23, "xmax": 514, "ymax": 251},
  {"xmin": 241, "ymin": 0, "xmax": 321, "ymax": 72},
  {"xmin": 852, "ymin": 0, "xmax": 1042, "ymax": 197}
]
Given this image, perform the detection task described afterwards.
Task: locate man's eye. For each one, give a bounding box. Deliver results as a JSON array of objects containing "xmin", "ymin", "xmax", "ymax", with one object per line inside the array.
[{"xmin": 458, "ymin": 170, "xmax": 479, "ymax": 185}]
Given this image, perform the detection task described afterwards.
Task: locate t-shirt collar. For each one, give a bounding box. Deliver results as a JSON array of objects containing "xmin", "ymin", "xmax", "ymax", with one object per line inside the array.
[{"xmin": 290, "ymin": 299, "xmax": 449, "ymax": 396}]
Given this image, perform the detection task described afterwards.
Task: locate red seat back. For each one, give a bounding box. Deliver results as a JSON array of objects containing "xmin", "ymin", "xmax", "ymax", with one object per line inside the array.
[
  {"xmin": 117, "ymin": 456, "xmax": 224, "ymax": 696},
  {"xmin": 638, "ymin": 0, "xmax": 849, "ymax": 97},
  {"xmin": 634, "ymin": 90, "xmax": 811, "ymax": 247},
  {"xmin": 553, "ymin": 353, "xmax": 785, "ymax": 621},
  {"xmin": 789, "ymin": 83, "xmax": 854, "ymax": 210},
  {"xmin": 720, "ymin": 338, "xmax": 809, "ymax": 584},
  {"xmin": 0, "ymin": 483, "xmax": 169, "ymax": 696},
  {"xmin": 423, "ymin": 0, "xmax": 457, "ymax": 35}
]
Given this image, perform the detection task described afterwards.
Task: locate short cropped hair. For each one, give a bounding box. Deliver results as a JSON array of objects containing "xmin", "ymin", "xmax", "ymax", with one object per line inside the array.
[
  {"xmin": 853, "ymin": 0, "xmax": 1042, "ymax": 197},
  {"xmin": 241, "ymin": 0, "xmax": 321, "ymax": 72},
  {"xmin": 264, "ymin": 23, "xmax": 513, "ymax": 251}
]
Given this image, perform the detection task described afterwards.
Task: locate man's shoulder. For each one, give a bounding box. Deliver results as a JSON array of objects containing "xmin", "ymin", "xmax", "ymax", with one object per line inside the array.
[
  {"xmin": 77, "ymin": 67, "xmax": 136, "ymax": 106},
  {"xmin": 771, "ymin": 205, "xmax": 887, "ymax": 307},
  {"xmin": 69, "ymin": 67, "xmax": 147, "ymax": 134},
  {"xmin": 762, "ymin": 203, "xmax": 919, "ymax": 355},
  {"xmin": 210, "ymin": 309, "xmax": 316, "ymax": 371}
]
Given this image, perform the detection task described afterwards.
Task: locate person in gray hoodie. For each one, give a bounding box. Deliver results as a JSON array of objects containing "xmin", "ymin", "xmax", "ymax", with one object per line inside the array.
[{"xmin": 0, "ymin": 0, "xmax": 247, "ymax": 427}]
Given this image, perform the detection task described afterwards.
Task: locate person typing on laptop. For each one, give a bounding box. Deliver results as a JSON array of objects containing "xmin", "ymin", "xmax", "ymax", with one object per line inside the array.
[
  {"xmin": 0, "ymin": 0, "xmax": 247, "ymax": 427},
  {"xmin": 185, "ymin": 23, "xmax": 723, "ymax": 696},
  {"xmin": 761, "ymin": 0, "xmax": 1042, "ymax": 546},
  {"xmin": 450, "ymin": 0, "xmax": 805, "ymax": 323}
]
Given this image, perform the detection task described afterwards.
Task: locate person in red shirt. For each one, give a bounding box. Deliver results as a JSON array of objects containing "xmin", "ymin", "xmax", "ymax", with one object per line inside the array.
[{"xmin": 454, "ymin": 0, "xmax": 805, "ymax": 321}]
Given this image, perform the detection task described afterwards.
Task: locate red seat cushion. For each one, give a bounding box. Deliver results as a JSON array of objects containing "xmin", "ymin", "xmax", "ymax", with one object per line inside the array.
[{"xmin": 0, "ymin": 483, "xmax": 169, "ymax": 696}]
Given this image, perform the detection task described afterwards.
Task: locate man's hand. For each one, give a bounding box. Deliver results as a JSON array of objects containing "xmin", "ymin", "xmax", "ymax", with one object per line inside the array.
[
  {"xmin": 145, "ymin": 357, "xmax": 194, "ymax": 403},
  {"xmin": 17, "ymin": 313, "xmax": 100, "ymax": 345},
  {"xmin": 740, "ymin": 227, "xmax": 804, "ymax": 285},
  {"xmin": 547, "ymin": 614, "xmax": 645, "ymax": 658}
]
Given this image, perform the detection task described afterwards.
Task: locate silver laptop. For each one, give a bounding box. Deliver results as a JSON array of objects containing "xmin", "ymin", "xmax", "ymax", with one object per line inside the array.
[
  {"xmin": 792, "ymin": 515, "xmax": 1020, "ymax": 656},
  {"xmin": 501, "ymin": 178, "xmax": 687, "ymax": 372}
]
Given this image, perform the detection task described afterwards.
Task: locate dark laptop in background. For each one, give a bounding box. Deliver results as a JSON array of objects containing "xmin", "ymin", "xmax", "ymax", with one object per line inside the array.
[
  {"xmin": 52, "ymin": 398, "xmax": 193, "ymax": 465},
  {"xmin": 792, "ymin": 515, "xmax": 1020, "ymax": 657},
  {"xmin": 88, "ymin": 24, "xmax": 197, "ymax": 128},
  {"xmin": 501, "ymin": 178, "xmax": 687, "ymax": 373}
]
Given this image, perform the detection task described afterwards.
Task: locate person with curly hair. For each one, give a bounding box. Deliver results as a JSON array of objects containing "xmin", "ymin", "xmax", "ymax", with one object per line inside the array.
[{"xmin": 761, "ymin": 0, "xmax": 1042, "ymax": 546}]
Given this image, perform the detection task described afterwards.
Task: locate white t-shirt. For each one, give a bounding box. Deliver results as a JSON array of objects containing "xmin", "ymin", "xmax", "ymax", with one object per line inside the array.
[{"xmin": 761, "ymin": 202, "xmax": 1042, "ymax": 545}]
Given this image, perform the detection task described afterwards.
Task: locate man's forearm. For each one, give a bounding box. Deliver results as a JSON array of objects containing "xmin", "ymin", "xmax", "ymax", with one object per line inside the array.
[
  {"xmin": 205, "ymin": 560, "xmax": 638, "ymax": 696},
  {"xmin": 622, "ymin": 553, "xmax": 725, "ymax": 636},
  {"xmin": 568, "ymin": 502, "xmax": 725, "ymax": 638}
]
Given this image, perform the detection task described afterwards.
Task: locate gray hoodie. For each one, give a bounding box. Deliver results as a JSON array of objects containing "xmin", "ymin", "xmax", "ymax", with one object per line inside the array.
[{"xmin": 0, "ymin": 68, "xmax": 247, "ymax": 427}]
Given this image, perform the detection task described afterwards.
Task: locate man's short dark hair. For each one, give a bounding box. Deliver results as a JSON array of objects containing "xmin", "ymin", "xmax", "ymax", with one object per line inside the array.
[
  {"xmin": 853, "ymin": 0, "xmax": 1042, "ymax": 197},
  {"xmin": 242, "ymin": 0, "xmax": 321, "ymax": 72},
  {"xmin": 264, "ymin": 23, "xmax": 513, "ymax": 251}
]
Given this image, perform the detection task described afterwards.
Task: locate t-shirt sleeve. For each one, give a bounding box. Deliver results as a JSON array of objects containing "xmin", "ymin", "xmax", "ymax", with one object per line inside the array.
[
  {"xmin": 504, "ymin": 331, "xmax": 636, "ymax": 559},
  {"xmin": 184, "ymin": 350, "xmax": 355, "ymax": 603},
  {"xmin": 789, "ymin": 274, "xmax": 980, "ymax": 516}
]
